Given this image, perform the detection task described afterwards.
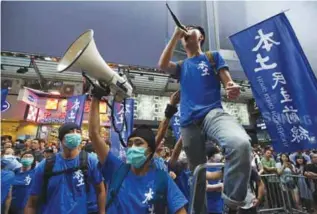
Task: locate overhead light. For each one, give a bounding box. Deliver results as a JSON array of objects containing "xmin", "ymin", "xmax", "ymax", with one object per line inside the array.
[
  {"xmin": 49, "ymin": 90, "xmax": 61, "ymax": 95},
  {"xmin": 16, "ymin": 67, "xmax": 28, "ymax": 74}
]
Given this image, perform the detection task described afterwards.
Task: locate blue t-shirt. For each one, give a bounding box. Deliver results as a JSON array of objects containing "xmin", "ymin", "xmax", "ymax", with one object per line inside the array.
[
  {"xmin": 168, "ymin": 161, "xmax": 191, "ymax": 202},
  {"xmin": 11, "ymin": 169, "xmax": 35, "ymax": 212},
  {"xmin": 1, "ymin": 169, "xmax": 15, "ymax": 205},
  {"xmin": 101, "ymin": 152, "xmax": 188, "ymax": 214},
  {"xmin": 86, "ymin": 152, "xmax": 100, "ymax": 213},
  {"xmin": 153, "ymin": 157, "xmax": 168, "ymax": 172},
  {"xmin": 30, "ymin": 152, "xmax": 103, "ymax": 214},
  {"xmin": 207, "ymin": 167, "xmax": 223, "ymax": 213},
  {"xmin": 176, "ymin": 52, "xmax": 228, "ymax": 127}
]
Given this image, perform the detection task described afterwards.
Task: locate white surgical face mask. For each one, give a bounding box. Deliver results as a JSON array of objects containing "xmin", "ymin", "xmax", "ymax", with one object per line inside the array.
[
  {"xmin": 213, "ymin": 153, "xmax": 223, "ymax": 163},
  {"xmin": 178, "ymin": 151, "xmax": 187, "ymax": 162}
]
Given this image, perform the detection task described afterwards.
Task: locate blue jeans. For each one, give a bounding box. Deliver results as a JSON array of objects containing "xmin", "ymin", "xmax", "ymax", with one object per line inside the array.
[{"xmin": 181, "ymin": 108, "xmax": 252, "ymax": 214}]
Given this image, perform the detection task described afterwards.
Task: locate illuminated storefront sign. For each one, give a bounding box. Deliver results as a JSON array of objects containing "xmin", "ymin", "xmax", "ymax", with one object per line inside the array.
[{"xmin": 1, "ymin": 101, "xmax": 10, "ymax": 112}]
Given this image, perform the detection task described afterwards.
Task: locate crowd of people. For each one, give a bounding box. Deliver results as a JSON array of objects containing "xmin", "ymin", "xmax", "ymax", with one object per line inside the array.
[{"xmin": 1, "ymin": 24, "xmax": 317, "ymax": 214}]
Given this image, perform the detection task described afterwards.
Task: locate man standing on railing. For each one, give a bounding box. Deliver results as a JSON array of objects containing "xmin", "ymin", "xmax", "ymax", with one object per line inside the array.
[{"xmin": 158, "ymin": 25, "xmax": 252, "ymax": 214}]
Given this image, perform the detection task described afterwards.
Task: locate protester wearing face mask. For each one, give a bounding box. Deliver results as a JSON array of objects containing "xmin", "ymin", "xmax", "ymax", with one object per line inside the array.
[
  {"xmin": 1, "ymin": 155, "xmax": 15, "ymax": 214},
  {"xmin": 88, "ymin": 92, "xmax": 188, "ymax": 214},
  {"xmin": 25, "ymin": 123, "xmax": 106, "ymax": 214},
  {"xmin": 1, "ymin": 148, "xmax": 22, "ymax": 173},
  {"xmin": 9, "ymin": 152, "xmax": 36, "ymax": 214}
]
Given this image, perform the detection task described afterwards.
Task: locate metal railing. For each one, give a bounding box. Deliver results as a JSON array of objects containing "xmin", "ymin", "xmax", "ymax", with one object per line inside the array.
[{"xmin": 189, "ymin": 162, "xmax": 224, "ymax": 214}]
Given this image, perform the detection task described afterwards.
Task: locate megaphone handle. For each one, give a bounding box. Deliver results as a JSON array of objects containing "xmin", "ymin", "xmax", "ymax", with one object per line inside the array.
[{"xmin": 82, "ymin": 71, "xmax": 96, "ymax": 87}]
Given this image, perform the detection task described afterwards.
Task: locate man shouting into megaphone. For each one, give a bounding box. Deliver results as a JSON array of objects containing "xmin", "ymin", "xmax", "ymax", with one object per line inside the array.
[{"xmin": 158, "ymin": 25, "xmax": 252, "ymax": 214}]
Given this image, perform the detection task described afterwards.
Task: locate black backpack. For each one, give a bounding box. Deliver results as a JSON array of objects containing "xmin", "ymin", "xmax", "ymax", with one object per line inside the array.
[{"xmin": 41, "ymin": 151, "xmax": 89, "ymax": 203}]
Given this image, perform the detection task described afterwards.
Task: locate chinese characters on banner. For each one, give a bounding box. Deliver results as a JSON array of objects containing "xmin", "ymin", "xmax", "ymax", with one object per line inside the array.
[
  {"xmin": 170, "ymin": 105, "xmax": 181, "ymax": 141},
  {"xmin": 230, "ymin": 13, "xmax": 317, "ymax": 152},
  {"xmin": 65, "ymin": 95, "xmax": 87, "ymax": 127},
  {"xmin": 110, "ymin": 99, "xmax": 134, "ymax": 160}
]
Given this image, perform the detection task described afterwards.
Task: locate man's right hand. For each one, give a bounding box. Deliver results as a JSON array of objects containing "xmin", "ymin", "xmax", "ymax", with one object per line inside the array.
[
  {"xmin": 172, "ymin": 26, "xmax": 188, "ymax": 40},
  {"xmin": 170, "ymin": 90, "xmax": 180, "ymax": 106}
]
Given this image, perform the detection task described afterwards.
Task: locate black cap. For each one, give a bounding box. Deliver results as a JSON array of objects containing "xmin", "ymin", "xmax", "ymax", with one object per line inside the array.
[
  {"xmin": 205, "ymin": 142, "xmax": 220, "ymax": 159},
  {"xmin": 128, "ymin": 125, "xmax": 156, "ymax": 153},
  {"xmin": 58, "ymin": 122, "xmax": 80, "ymax": 141},
  {"xmin": 187, "ymin": 25, "xmax": 205, "ymax": 46}
]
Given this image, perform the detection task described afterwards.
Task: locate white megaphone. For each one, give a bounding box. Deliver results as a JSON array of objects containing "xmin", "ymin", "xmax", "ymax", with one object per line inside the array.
[{"xmin": 57, "ymin": 29, "xmax": 133, "ymax": 102}]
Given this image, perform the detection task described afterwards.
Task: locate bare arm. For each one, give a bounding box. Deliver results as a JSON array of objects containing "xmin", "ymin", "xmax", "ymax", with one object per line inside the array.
[
  {"xmin": 257, "ymin": 179, "xmax": 265, "ymax": 201},
  {"xmin": 219, "ymin": 68, "xmax": 233, "ymax": 87},
  {"xmin": 206, "ymin": 183, "xmax": 223, "ymax": 192},
  {"xmin": 304, "ymin": 171, "xmax": 317, "ymax": 179},
  {"xmin": 169, "ymin": 138, "xmax": 183, "ymax": 167},
  {"xmin": 88, "ymin": 97, "xmax": 110, "ymax": 164},
  {"xmin": 95, "ymin": 182, "xmax": 106, "ymax": 214},
  {"xmin": 24, "ymin": 195, "xmax": 39, "ymax": 214},
  {"xmin": 206, "ymin": 171, "xmax": 223, "ymax": 181},
  {"xmin": 155, "ymin": 118, "xmax": 170, "ymax": 146},
  {"xmin": 158, "ymin": 27, "xmax": 186, "ymax": 74},
  {"xmin": 4, "ymin": 188, "xmax": 12, "ymax": 214},
  {"xmin": 175, "ymin": 207, "xmax": 187, "ymax": 214}
]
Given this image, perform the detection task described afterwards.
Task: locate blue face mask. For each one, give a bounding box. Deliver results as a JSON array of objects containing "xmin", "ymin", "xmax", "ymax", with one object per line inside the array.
[
  {"xmin": 64, "ymin": 133, "xmax": 82, "ymax": 149},
  {"xmin": 126, "ymin": 147, "xmax": 148, "ymax": 169},
  {"xmin": 21, "ymin": 157, "xmax": 34, "ymax": 167}
]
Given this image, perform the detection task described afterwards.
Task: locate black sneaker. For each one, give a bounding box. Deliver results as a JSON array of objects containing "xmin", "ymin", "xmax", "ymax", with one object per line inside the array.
[{"xmin": 222, "ymin": 204, "xmax": 238, "ymax": 214}]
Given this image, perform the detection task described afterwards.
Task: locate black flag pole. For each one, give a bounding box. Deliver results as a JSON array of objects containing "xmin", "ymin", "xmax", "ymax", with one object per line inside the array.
[{"xmin": 166, "ymin": 3, "xmax": 188, "ymax": 32}]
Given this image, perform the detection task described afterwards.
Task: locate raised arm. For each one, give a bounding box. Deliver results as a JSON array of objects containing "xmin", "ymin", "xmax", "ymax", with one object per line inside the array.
[
  {"xmin": 158, "ymin": 27, "xmax": 186, "ymax": 75},
  {"xmin": 88, "ymin": 97, "xmax": 110, "ymax": 164},
  {"xmin": 155, "ymin": 90, "xmax": 180, "ymax": 145},
  {"xmin": 169, "ymin": 137, "xmax": 183, "ymax": 167}
]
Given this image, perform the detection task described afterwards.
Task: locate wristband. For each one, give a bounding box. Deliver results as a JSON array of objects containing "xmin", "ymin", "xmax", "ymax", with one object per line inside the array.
[{"xmin": 165, "ymin": 104, "xmax": 178, "ymax": 119}]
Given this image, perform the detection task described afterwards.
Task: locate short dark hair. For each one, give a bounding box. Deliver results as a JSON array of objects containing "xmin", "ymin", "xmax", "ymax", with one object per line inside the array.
[{"xmin": 187, "ymin": 25, "xmax": 205, "ymax": 47}]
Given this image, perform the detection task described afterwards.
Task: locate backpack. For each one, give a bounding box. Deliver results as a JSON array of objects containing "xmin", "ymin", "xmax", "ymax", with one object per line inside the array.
[
  {"xmin": 41, "ymin": 151, "xmax": 89, "ymax": 203},
  {"xmin": 106, "ymin": 163, "xmax": 168, "ymax": 213},
  {"xmin": 176, "ymin": 51, "xmax": 218, "ymax": 75}
]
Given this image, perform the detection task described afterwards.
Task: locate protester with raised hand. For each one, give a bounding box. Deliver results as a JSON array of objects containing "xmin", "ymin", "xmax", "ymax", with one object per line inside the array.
[{"xmin": 88, "ymin": 86, "xmax": 188, "ymax": 214}]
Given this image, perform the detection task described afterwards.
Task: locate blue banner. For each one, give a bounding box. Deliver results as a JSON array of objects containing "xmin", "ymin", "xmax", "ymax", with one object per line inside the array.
[
  {"xmin": 170, "ymin": 104, "xmax": 181, "ymax": 141},
  {"xmin": 230, "ymin": 13, "xmax": 317, "ymax": 152},
  {"xmin": 65, "ymin": 95, "xmax": 87, "ymax": 127},
  {"xmin": 110, "ymin": 98, "xmax": 134, "ymax": 160},
  {"xmin": 1, "ymin": 89, "xmax": 10, "ymax": 112}
]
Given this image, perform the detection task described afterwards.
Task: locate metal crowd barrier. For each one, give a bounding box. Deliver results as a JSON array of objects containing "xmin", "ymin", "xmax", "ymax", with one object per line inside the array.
[
  {"xmin": 189, "ymin": 162, "xmax": 224, "ymax": 214},
  {"xmin": 189, "ymin": 165, "xmax": 317, "ymax": 214},
  {"xmin": 259, "ymin": 174, "xmax": 288, "ymax": 213},
  {"xmin": 282, "ymin": 174, "xmax": 316, "ymax": 214},
  {"xmin": 259, "ymin": 174, "xmax": 316, "ymax": 214}
]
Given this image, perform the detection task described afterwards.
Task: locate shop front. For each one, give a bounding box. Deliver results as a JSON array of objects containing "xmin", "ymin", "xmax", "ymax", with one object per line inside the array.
[
  {"xmin": 1, "ymin": 95, "xmax": 38, "ymax": 141},
  {"xmin": 24, "ymin": 96, "xmax": 110, "ymax": 143}
]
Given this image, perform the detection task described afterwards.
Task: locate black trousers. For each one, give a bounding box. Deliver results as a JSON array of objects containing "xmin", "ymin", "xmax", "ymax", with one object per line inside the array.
[{"xmin": 238, "ymin": 207, "xmax": 257, "ymax": 214}]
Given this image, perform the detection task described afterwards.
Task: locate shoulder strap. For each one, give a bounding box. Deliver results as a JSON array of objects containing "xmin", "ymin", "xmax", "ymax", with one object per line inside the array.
[
  {"xmin": 150, "ymin": 169, "xmax": 168, "ymax": 213},
  {"xmin": 79, "ymin": 151, "xmax": 89, "ymax": 193},
  {"xmin": 42, "ymin": 154, "xmax": 57, "ymax": 203},
  {"xmin": 106, "ymin": 163, "xmax": 131, "ymax": 211},
  {"xmin": 205, "ymin": 51, "xmax": 217, "ymax": 75}
]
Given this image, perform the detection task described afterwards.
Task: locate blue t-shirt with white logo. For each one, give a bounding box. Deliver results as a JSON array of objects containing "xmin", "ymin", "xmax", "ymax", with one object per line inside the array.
[
  {"xmin": 30, "ymin": 152, "xmax": 103, "ymax": 214},
  {"xmin": 177, "ymin": 52, "xmax": 228, "ymax": 127},
  {"xmin": 101, "ymin": 152, "xmax": 188, "ymax": 214},
  {"xmin": 11, "ymin": 169, "xmax": 35, "ymax": 213},
  {"xmin": 1, "ymin": 169, "xmax": 15, "ymax": 205}
]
